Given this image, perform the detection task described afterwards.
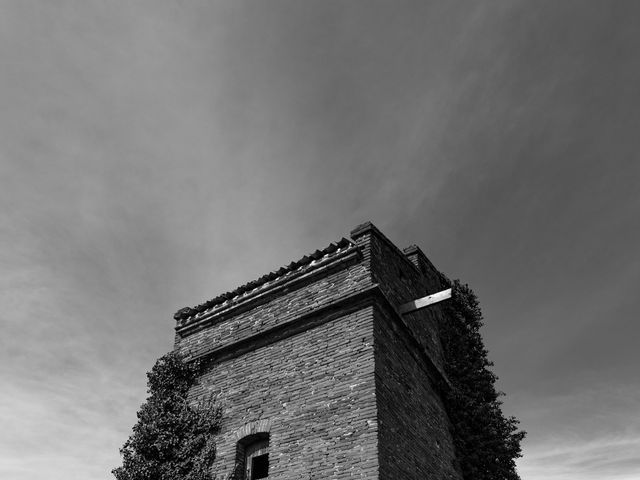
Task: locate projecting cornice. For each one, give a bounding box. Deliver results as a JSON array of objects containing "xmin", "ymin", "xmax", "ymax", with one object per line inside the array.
[{"xmin": 175, "ymin": 241, "xmax": 361, "ymax": 335}]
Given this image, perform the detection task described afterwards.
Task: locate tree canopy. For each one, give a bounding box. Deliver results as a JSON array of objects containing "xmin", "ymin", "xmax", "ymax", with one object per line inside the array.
[
  {"xmin": 440, "ymin": 279, "xmax": 526, "ymax": 480},
  {"xmin": 113, "ymin": 351, "xmax": 221, "ymax": 480}
]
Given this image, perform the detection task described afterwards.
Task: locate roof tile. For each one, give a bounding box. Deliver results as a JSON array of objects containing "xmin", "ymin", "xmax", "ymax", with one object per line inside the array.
[{"xmin": 173, "ymin": 237, "xmax": 357, "ymax": 321}]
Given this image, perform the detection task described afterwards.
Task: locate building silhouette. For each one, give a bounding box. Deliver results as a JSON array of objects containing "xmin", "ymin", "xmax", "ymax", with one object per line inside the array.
[{"xmin": 173, "ymin": 222, "xmax": 462, "ymax": 479}]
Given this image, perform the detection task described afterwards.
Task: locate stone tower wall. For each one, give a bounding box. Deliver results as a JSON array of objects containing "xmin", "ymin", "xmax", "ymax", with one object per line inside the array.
[
  {"xmin": 352, "ymin": 223, "xmax": 460, "ymax": 479},
  {"xmin": 373, "ymin": 304, "xmax": 459, "ymax": 479},
  {"xmin": 193, "ymin": 307, "xmax": 379, "ymax": 479},
  {"xmin": 173, "ymin": 222, "xmax": 462, "ymax": 479}
]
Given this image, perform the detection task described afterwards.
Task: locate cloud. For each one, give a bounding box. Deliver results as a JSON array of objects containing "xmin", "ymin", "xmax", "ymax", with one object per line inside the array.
[
  {"xmin": 519, "ymin": 435, "xmax": 640, "ymax": 480},
  {"xmin": 0, "ymin": 361, "xmax": 143, "ymax": 480},
  {"xmin": 516, "ymin": 383, "xmax": 640, "ymax": 479},
  {"xmin": 1, "ymin": 1, "xmax": 639, "ymax": 479}
]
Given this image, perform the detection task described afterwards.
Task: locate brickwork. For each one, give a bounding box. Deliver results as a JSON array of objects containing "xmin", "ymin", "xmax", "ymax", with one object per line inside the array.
[
  {"xmin": 173, "ymin": 222, "xmax": 462, "ymax": 479},
  {"xmin": 192, "ymin": 307, "xmax": 379, "ymax": 479},
  {"xmin": 374, "ymin": 304, "xmax": 459, "ymax": 479},
  {"xmin": 352, "ymin": 223, "xmax": 447, "ymax": 376},
  {"xmin": 175, "ymin": 255, "xmax": 371, "ymax": 361}
]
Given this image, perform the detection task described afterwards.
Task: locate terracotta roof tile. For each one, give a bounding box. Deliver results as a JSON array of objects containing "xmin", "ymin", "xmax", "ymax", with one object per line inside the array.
[{"xmin": 173, "ymin": 237, "xmax": 356, "ymax": 321}]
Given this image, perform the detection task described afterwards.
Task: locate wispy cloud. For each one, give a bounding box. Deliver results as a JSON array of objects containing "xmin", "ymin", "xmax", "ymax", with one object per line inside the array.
[
  {"xmin": 516, "ymin": 383, "xmax": 640, "ymax": 479},
  {"xmin": 1, "ymin": 1, "xmax": 639, "ymax": 479},
  {"xmin": 519, "ymin": 435, "xmax": 640, "ymax": 480},
  {"xmin": 0, "ymin": 362, "xmax": 143, "ymax": 479}
]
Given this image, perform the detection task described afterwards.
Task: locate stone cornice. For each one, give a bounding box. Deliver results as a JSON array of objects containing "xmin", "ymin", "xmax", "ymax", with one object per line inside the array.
[
  {"xmin": 187, "ymin": 286, "xmax": 379, "ymax": 365},
  {"xmin": 174, "ymin": 237, "xmax": 356, "ymax": 322},
  {"xmin": 183, "ymin": 283, "xmax": 451, "ymax": 393},
  {"xmin": 175, "ymin": 245, "xmax": 362, "ymax": 336}
]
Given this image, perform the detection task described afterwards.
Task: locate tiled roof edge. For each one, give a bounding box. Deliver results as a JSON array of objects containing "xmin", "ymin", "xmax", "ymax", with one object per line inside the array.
[{"xmin": 173, "ymin": 237, "xmax": 356, "ymax": 321}]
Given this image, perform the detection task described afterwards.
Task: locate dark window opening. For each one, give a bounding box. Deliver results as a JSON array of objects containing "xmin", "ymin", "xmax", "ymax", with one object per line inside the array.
[
  {"xmin": 251, "ymin": 453, "xmax": 269, "ymax": 479},
  {"xmin": 241, "ymin": 436, "xmax": 269, "ymax": 480}
]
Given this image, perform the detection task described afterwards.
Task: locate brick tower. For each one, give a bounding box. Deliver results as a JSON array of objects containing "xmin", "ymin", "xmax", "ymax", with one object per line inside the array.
[{"xmin": 172, "ymin": 222, "xmax": 462, "ymax": 479}]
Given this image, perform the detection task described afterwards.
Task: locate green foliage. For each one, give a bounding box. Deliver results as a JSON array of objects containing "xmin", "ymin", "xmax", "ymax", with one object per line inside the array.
[
  {"xmin": 440, "ymin": 279, "xmax": 526, "ymax": 480},
  {"xmin": 113, "ymin": 351, "xmax": 221, "ymax": 480}
]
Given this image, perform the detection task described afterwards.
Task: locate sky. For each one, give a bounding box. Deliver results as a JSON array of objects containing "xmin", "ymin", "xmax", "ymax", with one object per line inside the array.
[{"xmin": 1, "ymin": 1, "xmax": 639, "ymax": 479}]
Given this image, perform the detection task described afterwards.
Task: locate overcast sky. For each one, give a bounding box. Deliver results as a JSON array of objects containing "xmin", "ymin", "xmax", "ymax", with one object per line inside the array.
[{"xmin": 1, "ymin": 1, "xmax": 639, "ymax": 479}]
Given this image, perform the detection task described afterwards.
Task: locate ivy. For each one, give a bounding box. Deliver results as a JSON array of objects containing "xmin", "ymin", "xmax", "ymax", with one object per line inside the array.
[
  {"xmin": 113, "ymin": 351, "xmax": 221, "ymax": 480},
  {"xmin": 439, "ymin": 279, "xmax": 526, "ymax": 480}
]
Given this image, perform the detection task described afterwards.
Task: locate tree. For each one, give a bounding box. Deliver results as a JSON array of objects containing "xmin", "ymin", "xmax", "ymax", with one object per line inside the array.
[
  {"xmin": 439, "ymin": 279, "xmax": 526, "ymax": 480},
  {"xmin": 113, "ymin": 351, "xmax": 221, "ymax": 480}
]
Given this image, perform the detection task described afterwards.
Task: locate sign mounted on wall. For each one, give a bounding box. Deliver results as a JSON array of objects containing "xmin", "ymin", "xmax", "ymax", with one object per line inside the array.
[{"xmin": 399, "ymin": 288, "xmax": 452, "ymax": 315}]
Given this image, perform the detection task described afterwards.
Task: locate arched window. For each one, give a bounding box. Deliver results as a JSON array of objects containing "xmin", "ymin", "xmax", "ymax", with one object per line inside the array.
[
  {"xmin": 244, "ymin": 437, "xmax": 269, "ymax": 479},
  {"xmin": 234, "ymin": 433, "xmax": 269, "ymax": 480}
]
